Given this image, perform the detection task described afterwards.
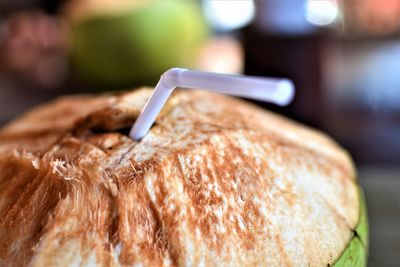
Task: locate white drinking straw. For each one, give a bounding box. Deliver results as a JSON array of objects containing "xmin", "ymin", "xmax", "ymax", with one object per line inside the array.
[{"xmin": 129, "ymin": 68, "xmax": 295, "ymax": 140}]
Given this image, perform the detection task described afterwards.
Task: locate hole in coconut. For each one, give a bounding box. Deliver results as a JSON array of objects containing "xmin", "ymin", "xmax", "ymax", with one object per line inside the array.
[
  {"xmin": 90, "ymin": 126, "xmax": 131, "ymax": 136},
  {"xmin": 90, "ymin": 123, "xmax": 158, "ymax": 140}
]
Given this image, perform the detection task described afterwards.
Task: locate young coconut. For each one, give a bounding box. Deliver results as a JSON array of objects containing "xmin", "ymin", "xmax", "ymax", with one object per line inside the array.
[{"xmin": 0, "ymin": 88, "xmax": 367, "ymax": 266}]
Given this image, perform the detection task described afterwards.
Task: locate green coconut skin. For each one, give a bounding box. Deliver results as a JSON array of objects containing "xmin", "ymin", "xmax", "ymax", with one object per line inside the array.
[
  {"xmin": 70, "ymin": 1, "xmax": 208, "ymax": 89},
  {"xmin": 333, "ymin": 188, "xmax": 368, "ymax": 267}
]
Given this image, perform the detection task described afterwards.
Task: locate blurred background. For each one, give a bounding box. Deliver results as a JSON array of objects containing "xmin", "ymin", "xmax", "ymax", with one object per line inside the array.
[{"xmin": 0, "ymin": 0, "xmax": 399, "ymax": 265}]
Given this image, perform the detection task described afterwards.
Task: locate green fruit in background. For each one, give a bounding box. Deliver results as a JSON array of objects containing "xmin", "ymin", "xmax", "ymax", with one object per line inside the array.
[
  {"xmin": 70, "ymin": 1, "xmax": 208, "ymax": 88},
  {"xmin": 333, "ymin": 189, "xmax": 369, "ymax": 266}
]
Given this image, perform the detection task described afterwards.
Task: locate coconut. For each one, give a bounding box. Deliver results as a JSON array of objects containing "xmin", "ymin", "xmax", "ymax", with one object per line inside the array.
[
  {"xmin": 0, "ymin": 88, "xmax": 367, "ymax": 266},
  {"xmin": 65, "ymin": 0, "xmax": 208, "ymax": 87}
]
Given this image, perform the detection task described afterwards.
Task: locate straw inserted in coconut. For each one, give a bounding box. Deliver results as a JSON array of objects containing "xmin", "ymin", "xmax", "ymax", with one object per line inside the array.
[{"xmin": 129, "ymin": 68, "xmax": 295, "ymax": 140}]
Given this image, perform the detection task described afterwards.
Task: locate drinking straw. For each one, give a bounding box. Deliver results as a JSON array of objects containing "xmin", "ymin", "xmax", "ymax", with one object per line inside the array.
[{"xmin": 129, "ymin": 68, "xmax": 295, "ymax": 140}]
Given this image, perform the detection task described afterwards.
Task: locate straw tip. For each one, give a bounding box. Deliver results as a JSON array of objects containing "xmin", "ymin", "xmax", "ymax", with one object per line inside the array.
[{"xmin": 275, "ymin": 79, "xmax": 295, "ymax": 106}]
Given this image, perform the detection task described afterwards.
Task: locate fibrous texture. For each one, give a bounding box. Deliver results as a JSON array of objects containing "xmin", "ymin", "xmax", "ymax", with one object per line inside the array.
[{"xmin": 0, "ymin": 88, "xmax": 366, "ymax": 266}]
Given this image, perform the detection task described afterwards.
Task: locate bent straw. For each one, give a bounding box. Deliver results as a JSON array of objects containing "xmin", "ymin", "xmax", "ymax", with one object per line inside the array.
[{"xmin": 129, "ymin": 68, "xmax": 295, "ymax": 140}]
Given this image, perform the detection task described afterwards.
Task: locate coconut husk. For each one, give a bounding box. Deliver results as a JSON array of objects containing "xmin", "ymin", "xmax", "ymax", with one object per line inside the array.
[{"xmin": 0, "ymin": 88, "xmax": 360, "ymax": 266}]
